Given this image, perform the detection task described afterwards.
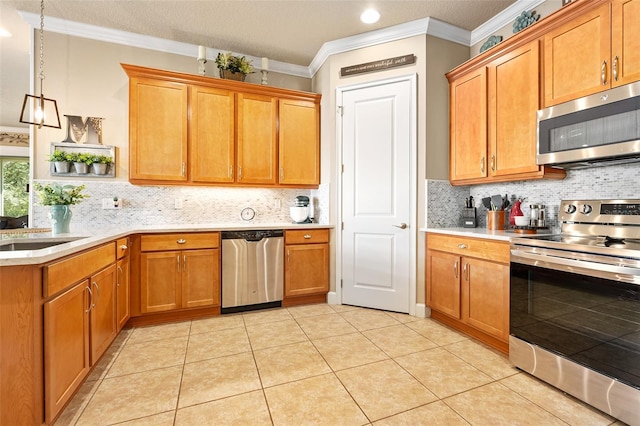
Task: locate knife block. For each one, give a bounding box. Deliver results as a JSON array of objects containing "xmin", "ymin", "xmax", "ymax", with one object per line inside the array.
[
  {"xmin": 487, "ymin": 210, "xmax": 506, "ymax": 230},
  {"xmin": 462, "ymin": 208, "xmax": 477, "ymax": 228}
]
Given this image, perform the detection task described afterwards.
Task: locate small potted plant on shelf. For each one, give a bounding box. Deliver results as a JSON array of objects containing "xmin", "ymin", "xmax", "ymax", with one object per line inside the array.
[
  {"xmin": 33, "ymin": 183, "xmax": 89, "ymax": 234},
  {"xmin": 91, "ymin": 154, "xmax": 113, "ymax": 175},
  {"xmin": 71, "ymin": 152, "xmax": 94, "ymax": 174},
  {"xmin": 215, "ymin": 52, "xmax": 254, "ymax": 81},
  {"xmin": 47, "ymin": 150, "xmax": 72, "ymax": 174}
]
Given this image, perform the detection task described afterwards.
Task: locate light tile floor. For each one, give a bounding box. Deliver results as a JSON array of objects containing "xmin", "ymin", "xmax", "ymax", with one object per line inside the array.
[{"xmin": 55, "ymin": 304, "xmax": 625, "ymax": 426}]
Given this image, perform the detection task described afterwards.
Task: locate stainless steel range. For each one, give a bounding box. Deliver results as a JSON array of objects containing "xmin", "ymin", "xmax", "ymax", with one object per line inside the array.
[{"xmin": 510, "ymin": 199, "xmax": 640, "ymax": 426}]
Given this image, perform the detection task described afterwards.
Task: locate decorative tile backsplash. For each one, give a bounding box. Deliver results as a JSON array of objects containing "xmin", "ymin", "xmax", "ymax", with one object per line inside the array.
[
  {"xmin": 32, "ymin": 181, "xmax": 329, "ymax": 231},
  {"xmin": 427, "ymin": 163, "xmax": 640, "ymax": 232}
]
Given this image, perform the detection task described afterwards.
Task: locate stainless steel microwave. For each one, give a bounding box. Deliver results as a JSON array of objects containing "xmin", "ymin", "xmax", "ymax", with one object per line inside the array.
[{"xmin": 537, "ymin": 81, "xmax": 640, "ymax": 169}]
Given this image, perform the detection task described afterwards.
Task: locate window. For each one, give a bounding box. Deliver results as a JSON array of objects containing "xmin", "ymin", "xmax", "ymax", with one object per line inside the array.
[{"xmin": 1, "ymin": 157, "xmax": 29, "ymax": 217}]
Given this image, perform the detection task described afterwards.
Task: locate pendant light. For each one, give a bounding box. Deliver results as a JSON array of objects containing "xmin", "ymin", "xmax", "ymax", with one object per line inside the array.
[{"xmin": 19, "ymin": 0, "xmax": 61, "ymax": 129}]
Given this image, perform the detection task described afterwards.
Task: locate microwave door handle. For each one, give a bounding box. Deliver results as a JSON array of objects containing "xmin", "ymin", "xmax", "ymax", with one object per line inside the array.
[{"xmin": 510, "ymin": 249, "xmax": 640, "ymax": 283}]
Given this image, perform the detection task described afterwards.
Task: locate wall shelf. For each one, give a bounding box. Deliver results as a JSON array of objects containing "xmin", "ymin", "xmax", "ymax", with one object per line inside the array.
[{"xmin": 49, "ymin": 142, "xmax": 116, "ymax": 178}]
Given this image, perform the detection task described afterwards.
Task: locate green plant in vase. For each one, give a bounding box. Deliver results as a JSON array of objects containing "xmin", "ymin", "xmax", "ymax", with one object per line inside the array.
[
  {"xmin": 34, "ymin": 183, "xmax": 89, "ymax": 234},
  {"xmin": 72, "ymin": 152, "xmax": 93, "ymax": 174},
  {"xmin": 47, "ymin": 150, "xmax": 72, "ymax": 173},
  {"xmin": 91, "ymin": 154, "xmax": 113, "ymax": 175},
  {"xmin": 215, "ymin": 52, "xmax": 254, "ymax": 81}
]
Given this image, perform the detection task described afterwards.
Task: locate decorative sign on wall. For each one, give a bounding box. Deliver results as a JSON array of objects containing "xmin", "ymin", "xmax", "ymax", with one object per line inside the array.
[
  {"xmin": 0, "ymin": 130, "xmax": 29, "ymax": 147},
  {"xmin": 61, "ymin": 115, "xmax": 104, "ymax": 144},
  {"xmin": 340, "ymin": 54, "xmax": 416, "ymax": 77}
]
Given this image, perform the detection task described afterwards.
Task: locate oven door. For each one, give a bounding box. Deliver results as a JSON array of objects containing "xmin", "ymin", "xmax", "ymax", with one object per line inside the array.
[{"xmin": 510, "ymin": 245, "xmax": 640, "ymax": 424}]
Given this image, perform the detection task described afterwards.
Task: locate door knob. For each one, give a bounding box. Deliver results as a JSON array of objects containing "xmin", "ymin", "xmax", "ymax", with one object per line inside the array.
[{"xmin": 393, "ymin": 223, "xmax": 408, "ymax": 229}]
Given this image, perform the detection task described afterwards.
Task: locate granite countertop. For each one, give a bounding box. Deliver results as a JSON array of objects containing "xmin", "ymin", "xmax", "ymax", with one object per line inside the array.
[
  {"xmin": 0, "ymin": 223, "xmax": 333, "ymax": 266},
  {"xmin": 420, "ymin": 227, "xmax": 552, "ymax": 242}
]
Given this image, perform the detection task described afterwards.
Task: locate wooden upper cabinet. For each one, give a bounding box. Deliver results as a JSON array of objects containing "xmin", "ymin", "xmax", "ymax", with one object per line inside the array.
[
  {"xmin": 190, "ymin": 86, "xmax": 235, "ymax": 183},
  {"xmin": 611, "ymin": 0, "xmax": 640, "ymax": 87},
  {"xmin": 279, "ymin": 99, "xmax": 320, "ymax": 185},
  {"xmin": 237, "ymin": 93, "xmax": 278, "ymax": 185},
  {"xmin": 449, "ymin": 68, "xmax": 487, "ymax": 182},
  {"xmin": 489, "ymin": 41, "xmax": 540, "ymax": 178},
  {"xmin": 129, "ymin": 77, "xmax": 188, "ymax": 182}
]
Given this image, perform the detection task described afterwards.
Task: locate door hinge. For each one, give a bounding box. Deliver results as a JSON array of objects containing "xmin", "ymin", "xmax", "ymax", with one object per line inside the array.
[
  {"xmin": 341, "ymin": 279, "xmax": 343, "ymax": 288},
  {"xmin": 341, "ymin": 164, "xmax": 344, "ymax": 173},
  {"xmin": 337, "ymin": 106, "xmax": 344, "ymax": 116},
  {"xmin": 341, "ymin": 222, "xmax": 344, "ymax": 230}
]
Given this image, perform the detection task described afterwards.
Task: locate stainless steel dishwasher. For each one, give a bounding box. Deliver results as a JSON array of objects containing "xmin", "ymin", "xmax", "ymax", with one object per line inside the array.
[{"xmin": 221, "ymin": 229, "xmax": 284, "ymax": 313}]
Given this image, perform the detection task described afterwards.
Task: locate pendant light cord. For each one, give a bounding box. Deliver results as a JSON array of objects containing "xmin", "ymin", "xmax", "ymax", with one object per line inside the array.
[{"xmin": 38, "ymin": 0, "xmax": 45, "ymax": 97}]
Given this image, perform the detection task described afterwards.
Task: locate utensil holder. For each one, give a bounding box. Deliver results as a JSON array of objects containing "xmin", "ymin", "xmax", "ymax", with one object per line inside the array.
[
  {"xmin": 463, "ymin": 208, "xmax": 477, "ymax": 228},
  {"xmin": 487, "ymin": 210, "xmax": 505, "ymax": 230}
]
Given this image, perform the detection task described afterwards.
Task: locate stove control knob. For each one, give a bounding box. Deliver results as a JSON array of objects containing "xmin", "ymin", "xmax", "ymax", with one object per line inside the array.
[
  {"xmin": 565, "ymin": 204, "xmax": 577, "ymax": 214},
  {"xmin": 581, "ymin": 204, "xmax": 593, "ymax": 214}
]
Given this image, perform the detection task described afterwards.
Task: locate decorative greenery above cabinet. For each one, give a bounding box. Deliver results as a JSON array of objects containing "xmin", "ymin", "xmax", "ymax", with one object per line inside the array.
[{"xmin": 122, "ymin": 63, "xmax": 321, "ymax": 188}]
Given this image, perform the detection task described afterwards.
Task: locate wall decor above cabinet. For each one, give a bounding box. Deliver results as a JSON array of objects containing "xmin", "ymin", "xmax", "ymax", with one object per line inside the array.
[{"xmin": 122, "ymin": 64, "xmax": 321, "ymax": 188}]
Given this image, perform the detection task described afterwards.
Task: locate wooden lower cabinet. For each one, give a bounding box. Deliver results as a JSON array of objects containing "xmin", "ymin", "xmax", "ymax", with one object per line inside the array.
[
  {"xmin": 139, "ymin": 233, "xmax": 221, "ymax": 314},
  {"xmin": 89, "ymin": 264, "xmax": 118, "ymax": 362},
  {"xmin": 283, "ymin": 229, "xmax": 330, "ymax": 306},
  {"xmin": 426, "ymin": 233, "xmax": 510, "ymax": 353},
  {"xmin": 44, "ymin": 280, "xmax": 90, "ymax": 424}
]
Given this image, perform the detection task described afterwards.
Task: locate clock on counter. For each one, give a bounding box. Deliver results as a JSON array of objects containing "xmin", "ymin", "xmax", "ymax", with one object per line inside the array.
[{"xmin": 240, "ymin": 207, "xmax": 256, "ymax": 221}]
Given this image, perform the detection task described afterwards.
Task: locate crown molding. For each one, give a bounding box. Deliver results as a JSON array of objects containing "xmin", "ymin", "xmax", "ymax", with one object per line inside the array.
[
  {"xmin": 308, "ymin": 17, "xmax": 470, "ymax": 76},
  {"xmin": 470, "ymin": 0, "xmax": 546, "ymax": 45},
  {"xmin": 18, "ymin": 11, "xmax": 311, "ymax": 78}
]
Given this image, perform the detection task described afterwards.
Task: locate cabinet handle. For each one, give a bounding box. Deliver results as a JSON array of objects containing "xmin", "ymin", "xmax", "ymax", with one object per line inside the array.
[
  {"xmin": 183, "ymin": 255, "xmax": 187, "ymax": 271},
  {"xmin": 238, "ymin": 166, "xmax": 243, "ymax": 181},
  {"xmin": 120, "ymin": 244, "xmax": 128, "ymax": 251},
  {"xmin": 601, "ymin": 60, "xmax": 607, "ymax": 85},
  {"xmin": 304, "ymin": 234, "xmax": 312, "ymax": 239},
  {"xmin": 491, "ymin": 154, "xmax": 495, "ymax": 172},
  {"xmin": 177, "ymin": 239, "xmax": 187, "ymax": 244},
  {"xmin": 85, "ymin": 286, "xmax": 93, "ymax": 313},
  {"xmin": 480, "ymin": 156, "xmax": 485, "ymax": 173},
  {"xmin": 117, "ymin": 265, "xmax": 123, "ymax": 286},
  {"xmin": 454, "ymin": 260, "xmax": 458, "ymax": 278},
  {"xmin": 279, "ymin": 167, "xmax": 284, "ymax": 181},
  {"xmin": 458, "ymin": 244, "xmax": 467, "ymax": 249},
  {"xmin": 463, "ymin": 263, "xmax": 468, "ymax": 280},
  {"xmin": 613, "ymin": 56, "xmax": 619, "ymax": 81},
  {"xmin": 229, "ymin": 165, "xmax": 233, "ymax": 178},
  {"xmin": 91, "ymin": 282, "xmax": 100, "ymax": 307},
  {"xmin": 182, "ymin": 162, "xmax": 186, "ymax": 177},
  {"xmin": 177, "ymin": 255, "xmax": 181, "ymax": 272},
  {"xmin": 287, "ymin": 249, "xmax": 290, "ymax": 263}
]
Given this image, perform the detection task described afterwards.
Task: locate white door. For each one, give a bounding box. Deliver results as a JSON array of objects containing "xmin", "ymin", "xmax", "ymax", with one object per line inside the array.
[{"xmin": 339, "ymin": 76, "xmax": 416, "ymax": 313}]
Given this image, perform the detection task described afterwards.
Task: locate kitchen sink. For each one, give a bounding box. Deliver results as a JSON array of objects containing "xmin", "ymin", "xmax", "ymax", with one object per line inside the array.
[{"xmin": 0, "ymin": 238, "xmax": 84, "ymax": 251}]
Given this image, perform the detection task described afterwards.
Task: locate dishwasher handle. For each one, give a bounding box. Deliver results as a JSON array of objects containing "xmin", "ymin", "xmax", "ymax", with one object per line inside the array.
[{"xmin": 221, "ymin": 229, "xmax": 284, "ymax": 241}]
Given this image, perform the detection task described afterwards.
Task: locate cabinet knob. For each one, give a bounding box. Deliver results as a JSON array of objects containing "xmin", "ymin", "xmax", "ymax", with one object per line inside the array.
[
  {"xmin": 177, "ymin": 239, "xmax": 187, "ymax": 244},
  {"xmin": 120, "ymin": 244, "xmax": 128, "ymax": 250}
]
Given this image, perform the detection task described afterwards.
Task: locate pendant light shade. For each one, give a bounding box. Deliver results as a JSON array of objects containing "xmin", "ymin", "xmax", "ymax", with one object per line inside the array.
[{"xmin": 19, "ymin": 0, "xmax": 61, "ymax": 129}]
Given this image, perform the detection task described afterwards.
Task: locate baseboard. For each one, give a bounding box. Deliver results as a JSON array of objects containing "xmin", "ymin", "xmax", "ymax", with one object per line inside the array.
[
  {"xmin": 327, "ymin": 291, "xmax": 340, "ymax": 305},
  {"xmin": 414, "ymin": 303, "xmax": 427, "ymax": 318}
]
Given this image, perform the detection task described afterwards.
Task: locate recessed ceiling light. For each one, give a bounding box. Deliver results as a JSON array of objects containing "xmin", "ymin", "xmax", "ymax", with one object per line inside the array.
[
  {"xmin": 0, "ymin": 27, "xmax": 12, "ymax": 37},
  {"xmin": 360, "ymin": 8, "xmax": 380, "ymax": 24}
]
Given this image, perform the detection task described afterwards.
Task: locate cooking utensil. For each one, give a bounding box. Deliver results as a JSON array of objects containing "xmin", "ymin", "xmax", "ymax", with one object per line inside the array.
[
  {"xmin": 491, "ymin": 195, "xmax": 503, "ymax": 210},
  {"xmin": 482, "ymin": 197, "xmax": 492, "ymax": 209}
]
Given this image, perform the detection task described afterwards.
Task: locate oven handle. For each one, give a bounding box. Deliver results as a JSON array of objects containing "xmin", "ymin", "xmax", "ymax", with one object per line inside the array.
[{"xmin": 511, "ymin": 248, "xmax": 640, "ymax": 284}]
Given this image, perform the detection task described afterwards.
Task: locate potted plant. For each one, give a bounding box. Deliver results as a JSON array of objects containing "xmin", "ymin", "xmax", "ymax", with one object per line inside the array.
[
  {"xmin": 91, "ymin": 154, "xmax": 113, "ymax": 175},
  {"xmin": 48, "ymin": 150, "xmax": 72, "ymax": 173},
  {"xmin": 33, "ymin": 183, "xmax": 89, "ymax": 234},
  {"xmin": 215, "ymin": 52, "xmax": 254, "ymax": 81},
  {"xmin": 71, "ymin": 153, "xmax": 93, "ymax": 174}
]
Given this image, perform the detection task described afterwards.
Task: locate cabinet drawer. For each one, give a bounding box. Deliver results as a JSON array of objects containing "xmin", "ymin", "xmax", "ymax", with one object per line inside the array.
[
  {"xmin": 116, "ymin": 237, "xmax": 130, "ymax": 259},
  {"xmin": 140, "ymin": 232, "xmax": 220, "ymax": 251},
  {"xmin": 44, "ymin": 243, "xmax": 116, "ymax": 297},
  {"xmin": 427, "ymin": 233, "xmax": 509, "ymax": 264},
  {"xmin": 285, "ymin": 229, "xmax": 329, "ymax": 245}
]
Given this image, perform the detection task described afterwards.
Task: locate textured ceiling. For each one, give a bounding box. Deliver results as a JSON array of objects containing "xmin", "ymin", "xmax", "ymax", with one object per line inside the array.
[{"xmin": 4, "ymin": 0, "xmax": 516, "ymax": 66}]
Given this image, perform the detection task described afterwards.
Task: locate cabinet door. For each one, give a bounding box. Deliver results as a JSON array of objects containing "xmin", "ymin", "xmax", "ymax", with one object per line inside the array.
[
  {"xmin": 129, "ymin": 77, "xmax": 188, "ymax": 181},
  {"xmin": 182, "ymin": 249, "xmax": 220, "ymax": 308},
  {"xmin": 116, "ymin": 257, "xmax": 130, "ymax": 332},
  {"xmin": 140, "ymin": 251, "xmax": 181, "ymax": 313},
  {"xmin": 426, "ymin": 250, "xmax": 461, "ymax": 319},
  {"xmin": 462, "ymin": 257, "xmax": 509, "ymax": 341},
  {"xmin": 278, "ymin": 99, "xmax": 320, "ymax": 185},
  {"xmin": 543, "ymin": 3, "xmax": 611, "ymax": 106},
  {"xmin": 44, "ymin": 280, "xmax": 90, "ymax": 424},
  {"xmin": 450, "ymin": 68, "xmax": 487, "ymax": 182},
  {"xmin": 611, "ymin": 0, "xmax": 640, "ymax": 87},
  {"xmin": 489, "ymin": 41, "xmax": 540, "ymax": 177},
  {"xmin": 237, "ymin": 93, "xmax": 278, "ymax": 184},
  {"xmin": 285, "ymin": 243, "xmax": 329, "ymax": 297},
  {"xmin": 89, "ymin": 264, "xmax": 117, "ymax": 364},
  {"xmin": 190, "ymin": 86, "xmax": 235, "ymax": 183}
]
